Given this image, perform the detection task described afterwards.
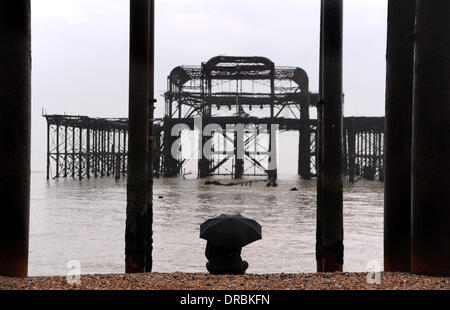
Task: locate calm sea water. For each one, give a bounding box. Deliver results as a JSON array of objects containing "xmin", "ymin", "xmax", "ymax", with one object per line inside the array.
[{"xmin": 29, "ymin": 171, "xmax": 383, "ymax": 276}]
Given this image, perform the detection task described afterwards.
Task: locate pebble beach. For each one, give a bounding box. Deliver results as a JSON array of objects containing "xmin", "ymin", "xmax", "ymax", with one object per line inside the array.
[{"xmin": 1, "ymin": 272, "xmax": 449, "ymax": 290}]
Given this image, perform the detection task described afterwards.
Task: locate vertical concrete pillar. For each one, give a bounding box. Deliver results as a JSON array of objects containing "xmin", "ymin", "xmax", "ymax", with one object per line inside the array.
[
  {"xmin": 56, "ymin": 125, "xmax": 60, "ymax": 178},
  {"xmin": 321, "ymin": 0, "xmax": 344, "ymax": 272},
  {"xmin": 154, "ymin": 127, "xmax": 161, "ymax": 175},
  {"xmin": 72, "ymin": 127, "xmax": 76, "ymax": 178},
  {"xmin": 101, "ymin": 131, "xmax": 105, "ymax": 178},
  {"xmin": 316, "ymin": 0, "xmax": 325, "ymax": 272},
  {"xmin": 79, "ymin": 128, "xmax": 82, "ymax": 181},
  {"xmin": 145, "ymin": 0, "xmax": 155, "ymax": 273},
  {"xmin": 106, "ymin": 130, "xmax": 111, "ymax": 177},
  {"xmin": 126, "ymin": 0, "xmax": 151, "ymax": 273},
  {"xmin": 348, "ymin": 119, "xmax": 356, "ymax": 184},
  {"xmin": 46, "ymin": 122, "xmax": 50, "ymax": 180},
  {"xmin": 299, "ymin": 96, "xmax": 311, "ymax": 179},
  {"xmin": 267, "ymin": 124, "xmax": 278, "ymax": 186},
  {"xmin": 87, "ymin": 129, "xmax": 91, "ymax": 179},
  {"xmin": 0, "ymin": 0, "xmax": 31, "ymax": 277},
  {"xmin": 122, "ymin": 131, "xmax": 127, "ymax": 178},
  {"xmin": 109, "ymin": 129, "xmax": 116, "ymax": 175},
  {"xmin": 384, "ymin": 0, "xmax": 415, "ymax": 272},
  {"xmin": 64, "ymin": 126, "xmax": 68, "ymax": 177},
  {"xmin": 164, "ymin": 119, "xmax": 180, "ymax": 177},
  {"xmin": 411, "ymin": 0, "xmax": 450, "ymax": 276},
  {"xmin": 234, "ymin": 126, "xmax": 244, "ymax": 179},
  {"xmin": 198, "ymin": 131, "xmax": 211, "ymax": 178},
  {"xmin": 94, "ymin": 130, "xmax": 98, "ymax": 178}
]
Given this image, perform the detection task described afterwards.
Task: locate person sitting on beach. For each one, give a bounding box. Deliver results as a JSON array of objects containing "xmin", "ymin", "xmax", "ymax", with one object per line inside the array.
[{"xmin": 205, "ymin": 241, "xmax": 249, "ymax": 275}]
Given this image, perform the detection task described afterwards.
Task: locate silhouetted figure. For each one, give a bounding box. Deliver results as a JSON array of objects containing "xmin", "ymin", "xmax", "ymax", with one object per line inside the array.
[{"xmin": 205, "ymin": 241, "xmax": 248, "ymax": 275}]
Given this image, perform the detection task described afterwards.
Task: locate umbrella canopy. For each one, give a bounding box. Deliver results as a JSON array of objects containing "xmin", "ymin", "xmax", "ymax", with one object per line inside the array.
[{"xmin": 200, "ymin": 214, "xmax": 262, "ymax": 247}]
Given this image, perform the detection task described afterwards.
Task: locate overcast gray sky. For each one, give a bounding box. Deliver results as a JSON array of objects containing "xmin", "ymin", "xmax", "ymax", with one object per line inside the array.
[{"xmin": 30, "ymin": 0, "xmax": 387, "ymax": 170}]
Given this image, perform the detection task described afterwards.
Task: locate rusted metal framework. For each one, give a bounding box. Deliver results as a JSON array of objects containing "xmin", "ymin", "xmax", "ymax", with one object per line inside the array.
[
  {"xmin": 344, "ymin": 117, "xmax": 385, "ymax": 183},
  {"xmin": 44, "ymin": 115, "xmax": 384, "ymax": 182},
  {"xmin": 43, "ymin": 114, "xmax": 166, "ymax": 181},
  {"xmin": 164, "ymin": 56, "xmax": 318, "ymax": 180},
  {"xmin": 44, "ymin": 58, "xmax": 385, "ymax": 182},
  {"xmin": 44, "ymin": 115, "xmax": 131, "ymax": 180}
]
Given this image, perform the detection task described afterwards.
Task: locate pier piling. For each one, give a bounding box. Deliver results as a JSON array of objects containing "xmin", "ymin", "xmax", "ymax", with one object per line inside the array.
[
  {"xmin": 0, "ymin": 0, "xmax": 31, "ymax": 278},
  {"xmin": 299, "ymin": 93, "xmax": 311, "ymax": 179},
  {"xmin": 411, "ymin": 0, "xmax": 450, "ymax": 276},
  {"xmin": 234, "ymin": 127, "xmax": 244, "ymax": 179},
  {"xmin": 384, "ymin": 0, "xmax": 415, "ymax": 272},
  {"xmin": 321, "ymin": 0, "xmax": 344, "ymax": 272},
  {"xmin": 316, "ymin": 0, "xmax": 325, "ymax": 272},
  {"xmin": 125, "ymin": 0, "xmax": 152, "ymax": 273},
  {"xmin": 145, "ymin": 0, "xmax": 155, "ymax": 273}
]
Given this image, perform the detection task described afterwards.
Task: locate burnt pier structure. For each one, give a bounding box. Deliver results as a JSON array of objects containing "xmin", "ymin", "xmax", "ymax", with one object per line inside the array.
[
  {"xmin": 164, "ymin": 56, "xmax": 316, "ymax": 180},
  {"xmin": 44, "ymin": 57, "xmax": 385, "ymax": 183},
  {"xmin": 43, "ymin": 115, "xmax": 133, "ymax": 181},
  {"xmin": 44, "ymin": 115, "xmax": 385, "ymax": 183}
]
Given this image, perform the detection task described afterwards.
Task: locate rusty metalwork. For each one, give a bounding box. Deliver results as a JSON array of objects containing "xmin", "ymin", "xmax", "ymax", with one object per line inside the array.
[
  {"xmin": 411, "ymin": 0, "xmax": 450, "ymax": 276},
  {"xmin": 0, "ymin": 0, "xmax": 31, "ymax": 278},
  {"xmin": 43, "ymin": 114, "xmax": 384, "ymax": 183},
  {"xmin": 43, "ymin": 57, "xmax": 386, "ymax": 185},
  {"xmin": 384, "ymin": 0, "xmax": 415, "ymax": 273},
  {"xmin": 164, "ymin": 56, "xmax": 316, "ymax": 180},
  {"xmin": 43, "ymin": 115, "xmax": 131, "ymax": 181}
]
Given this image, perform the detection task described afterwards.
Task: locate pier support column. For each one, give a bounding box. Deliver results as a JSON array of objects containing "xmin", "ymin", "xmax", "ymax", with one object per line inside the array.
[
  {"xmin": 122, "ymin": 131, "xmax": 127, "ymax": 178},
  {"xmin": 46, "ymin": 122, "xmax": 51, "ymax": 180},
  {"xmin": 163, "ymin": 119, "xmax": 180, "ymax": 177},
  {"xmin": 64, "ymin": 126, "xmax": 68, "ymax": 177},
  {"xmin": 145, "ymin": 0, "xmax": 155, "ymax": 273},
  {"xmin": 56, "ymin": 125, "xmax": 60, "ymax": 178},
  {"xmin": 153, "ymin": 127, "xmax": 161, "ymax": 175},
  {"xmin": 316, "ymin": 0, "xmax": 325, "ymax": 272},
  {"xmin": 321, "ymin": 0, "xmax": 344, "ymax": 272},
  {"xmin": 79, "ymin": 128, "xmax": 83, "ymax": 181},
  {"xmin": 0, "ymin": 0, "xmax": 31, "ymax": 278},
  {"xmin": 94, "ymin": 130, "xmax": 98, "ymax": 178},
  {"xmin": 411, "ymin": 0, "xmax": 450, "ymax": 276},
  {"xmin": 299, "ymin": 97, "xmax": 311, "ymax": 179},
  {"xmin": 267, "ymin": 125, "xmax": 278, "ymax": 186},
  {"xmin": 234, "ymin": 125, "xmax": 244, "ymax": 179},
  {"xmin": 198, "ymin": 119, "xmax": 211, "ymax": 179},
  {"xmin": 87, "ymin": 129, "xmax": 91, "ymax": 179},
  {"xmin": 348, "ymin": 119, "xmax": 356, "ymax": 184},
  {"xmin": 384, "ymin": 0, "xmax": 415, "ymax": 272},
  {"xmin": 126, "ymin": 0, "xmax": 151, "ymax": 273}
]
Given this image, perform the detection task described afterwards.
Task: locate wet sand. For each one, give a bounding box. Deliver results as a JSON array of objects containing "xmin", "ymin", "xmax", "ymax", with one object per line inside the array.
[{"xmin": 1, "ymin": 272, "xmax": 449, "ymax": 290}]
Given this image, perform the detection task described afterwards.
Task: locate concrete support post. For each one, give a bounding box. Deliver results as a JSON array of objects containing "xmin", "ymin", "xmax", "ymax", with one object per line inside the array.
[
  {"xmin": 87, "ymin": 129, "xmax": 91, "ymax": 179},
  {"xmin": 316, "ymin": 0, "xmax": 325, "ymax": 272},
  {"xmin": 234, "ymin": 127, "xmax": 244, "ymax": 179},
  {"xmin": 348, "ymin": 120, "xmax": 356, "ymax": 184},
  {"xmin": 299, "ymin": 97, "xmax": 311, "ymax": 179},
  {"xmin": 411, "ymin": 0, "xmax": 450, "ymax": 276},
  {"xmin": 79, "ymin": 128, "xmax": 82, "ymax": 181},
  {"xmin": 321, "ymin": 0, "xmax": 344, "ymax": 272},
  {"xmin": 126, "ymin": 0, "xmax": 151, "ymax": 273},
  {"xmin": 46, "ymin": 122, "xmax": 50, "ymax": 180},
  {"xmin": 384, "ymin": 0, "xmax": 415, "ymax": 273},
  {"xmin": 145, "ymin": 0, "xmax": 155, "ymax": 273},
  {"xmin": 0, "ymin": 0, "xmax": 31, "ymax": 277},
  {"xmin": 56, "ymin": 125, "xmax": 60, "ymax": 178}
]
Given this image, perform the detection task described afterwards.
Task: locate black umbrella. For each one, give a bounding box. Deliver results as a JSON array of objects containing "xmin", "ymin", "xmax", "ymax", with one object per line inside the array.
[{"xmin": 200, "ymin": 214, "xmax": 262, "ymax": 247}]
